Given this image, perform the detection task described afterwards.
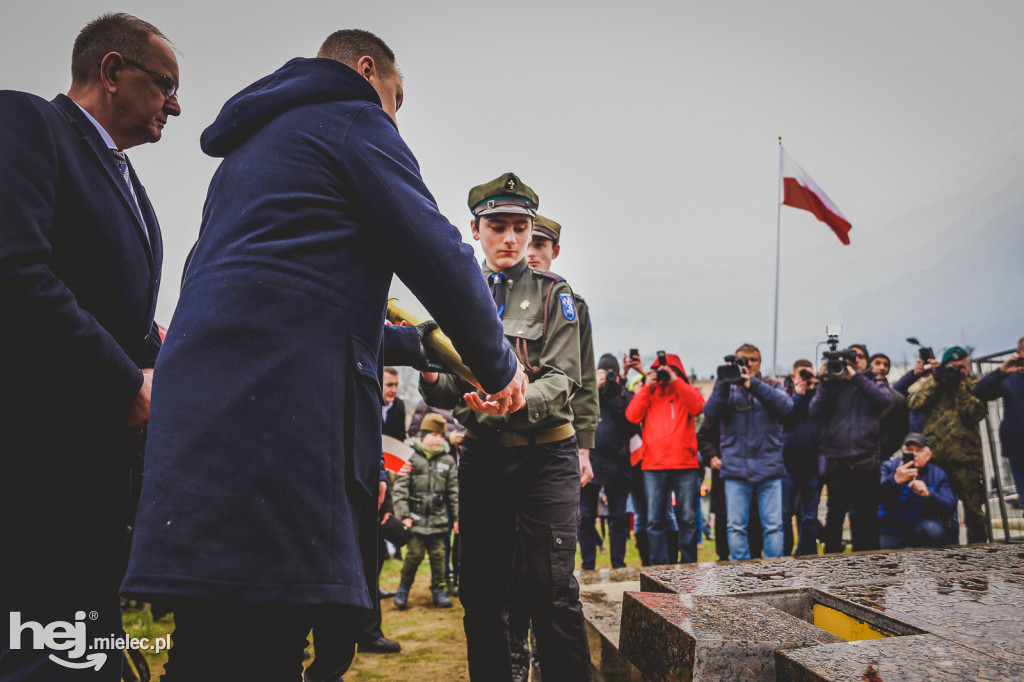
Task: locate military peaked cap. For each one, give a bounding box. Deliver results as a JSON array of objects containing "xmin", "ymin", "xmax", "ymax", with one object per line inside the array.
[
  {"xmin": 468, "ymin": 172, "xmax": 539, "ymax": 217},
  {"xmin": 533, "ymin": 214, "xmax": 561, "ymax": 242}
]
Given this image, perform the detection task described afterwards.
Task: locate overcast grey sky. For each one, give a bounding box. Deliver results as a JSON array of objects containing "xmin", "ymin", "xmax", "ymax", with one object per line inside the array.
[{"xmin": 5, "ymin": 1, "xmax": 1022, "ymax": 377}]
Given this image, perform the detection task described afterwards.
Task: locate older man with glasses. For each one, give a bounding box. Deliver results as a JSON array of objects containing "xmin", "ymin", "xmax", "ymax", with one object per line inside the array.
[
  {"xmin": 0, "ymin": 12, "xmax": 179, "ymax": 679},
  {"xmin": 809, "ymin": 342, "xmax": 893, "ymax": 553}
]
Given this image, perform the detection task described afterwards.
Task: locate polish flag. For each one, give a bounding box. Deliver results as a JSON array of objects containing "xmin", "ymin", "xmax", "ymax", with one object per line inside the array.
[
  {"xmin": 781, "ymin": 149, "xmax": 852, "ymax": 245},
  {"xmin": 382, "ymin": 435, "xmax": 414, "ymax": 474}
]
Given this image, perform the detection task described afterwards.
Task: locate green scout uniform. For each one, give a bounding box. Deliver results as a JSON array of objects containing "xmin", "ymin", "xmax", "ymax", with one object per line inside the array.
[
  {"xmin": 532, "ymin": 214, "xmax": 598, "ymax": 450},
  {"xmin": 908, "ymin": 373, "xmax": 988, "ymax": 543},
  {"xmin": 509, "ymin": 213, "xmax": 597, "ymax": 682},
  {"xmin": 419, "ymin": 172, "xmax": 592, "ymax": 681},
  {"xmin": 427, "ymin": 257, "xmax": 582, "ymax": 439},
  {"xmin": 393, "ymin": 438, "xmax": 458, "ymax": 590}
]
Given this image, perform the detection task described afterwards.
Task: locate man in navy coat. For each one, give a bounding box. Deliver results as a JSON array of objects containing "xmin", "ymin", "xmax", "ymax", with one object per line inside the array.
[
  {"xmin": 0, "ymin": 13, "xmax": 180, "ymax": 679},
  {"xmin": 122, "ymin": 29, "xmax": 526, "ymax": 680}
]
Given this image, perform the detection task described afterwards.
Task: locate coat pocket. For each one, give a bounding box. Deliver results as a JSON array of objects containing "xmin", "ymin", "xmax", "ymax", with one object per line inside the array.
[{"xmin": 347, "ymin": 334, "xmax": 383, "ymax": 497}]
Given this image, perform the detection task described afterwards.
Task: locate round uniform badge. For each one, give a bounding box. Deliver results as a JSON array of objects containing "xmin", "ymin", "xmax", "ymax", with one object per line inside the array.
[{"xmin": 558, "ymin": 292, "xmax": 576, "ymax": 321}]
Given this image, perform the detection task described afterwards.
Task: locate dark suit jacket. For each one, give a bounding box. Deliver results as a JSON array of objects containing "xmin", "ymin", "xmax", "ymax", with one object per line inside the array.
[
  {"xmin": 383, "ymin": 397, "xmax": 407, "ymax": 443},
  {"xmin": 0, "ymin": 92, "xmax": 163, "ymax": 602}
]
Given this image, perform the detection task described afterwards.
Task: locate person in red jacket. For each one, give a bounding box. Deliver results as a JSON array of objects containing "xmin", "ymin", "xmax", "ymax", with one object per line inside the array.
[{"xmin": 626, "ymin": 353, "xmax": 706, "ymax": 564}]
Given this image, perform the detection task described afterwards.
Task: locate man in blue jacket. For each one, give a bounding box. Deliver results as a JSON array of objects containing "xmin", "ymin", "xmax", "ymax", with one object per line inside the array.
[
  {"xmin": 121, "ymin": 30, "xmax": 526, "ymax": 681},
  {"xmin": 878, "ymin": 433, "xmax": 957, "ymax": 549},
  {"xmin": 0, "ymin": 13, "xmax": 179, "ymax": 679},
  {"xmin": 809, "ymin": 343, "xmax": 892, "ymax": 553},
  {"xmin": 703, "ymin": 344, "xmax": 793, "ymax": 560},
  {"xmin": 974, "ymin": 336, "xmax": 1024, "ymax": 498}
]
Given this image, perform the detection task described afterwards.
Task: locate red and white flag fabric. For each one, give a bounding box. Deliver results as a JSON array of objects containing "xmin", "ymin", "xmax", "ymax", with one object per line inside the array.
[
  {"xmin": 382, "ymin": 435, "xmax": 414, "ymax": 474},
  {"xmin": 780, "ymin": 149, "xmax": 852, "ymax": 245}
]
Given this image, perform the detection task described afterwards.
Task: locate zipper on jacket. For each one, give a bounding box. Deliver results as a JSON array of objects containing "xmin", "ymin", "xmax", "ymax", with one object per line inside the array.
[{"xmin": 427, "ymin": 458, "xmax": 435, "ymax": 528}]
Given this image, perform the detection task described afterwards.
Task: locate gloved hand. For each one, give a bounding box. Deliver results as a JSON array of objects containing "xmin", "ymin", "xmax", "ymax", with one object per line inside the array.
[{"xmin": 413, "ymin": 320, "xmax": 446, "ymax": 373}]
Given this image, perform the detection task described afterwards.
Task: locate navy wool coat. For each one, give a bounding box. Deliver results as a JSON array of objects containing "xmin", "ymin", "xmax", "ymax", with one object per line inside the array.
[
  {"xmin": 121, "ymin": 58, "xmax": 516, "ymax": 608},
  {"xmin": 0, "ymin": 92, "xmax": 162, "ymax": 605}
]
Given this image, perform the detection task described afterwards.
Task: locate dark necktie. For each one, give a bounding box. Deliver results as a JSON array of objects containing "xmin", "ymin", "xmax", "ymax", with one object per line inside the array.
[
  {"xmin": 111, "ymin": 150, "xmax": 149, "ymax": 241},
  {"xmin": 489, "ymin": 273, "xmax": 506, "ymax": 316}
]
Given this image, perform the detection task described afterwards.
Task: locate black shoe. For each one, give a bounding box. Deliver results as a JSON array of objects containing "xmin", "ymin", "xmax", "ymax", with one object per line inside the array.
[
  {"xmin": 378, "ymin": 588, "xmax": 396, "ymax": 599},
  {"xmin": 394, "ymin": 583, "xmax": 410, "ymax": 610},
  {"xmin": 358, "ymin": 636, "xmax": 401, "ymax": 654},
  {"xmin": 432, "ymin": 587, "xmax": 453, "ymax": 608}
]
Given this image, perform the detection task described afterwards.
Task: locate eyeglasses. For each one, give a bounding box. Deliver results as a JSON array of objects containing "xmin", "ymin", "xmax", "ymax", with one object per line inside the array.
[{"xmin": 123, "ymin": 58, "xmax": 178, "ymax": 100}]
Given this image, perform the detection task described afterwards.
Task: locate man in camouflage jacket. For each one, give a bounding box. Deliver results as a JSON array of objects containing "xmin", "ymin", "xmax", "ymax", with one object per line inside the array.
[{"xmin": 907, "ymin": 346, "xmax": 988, "ymax": 543}]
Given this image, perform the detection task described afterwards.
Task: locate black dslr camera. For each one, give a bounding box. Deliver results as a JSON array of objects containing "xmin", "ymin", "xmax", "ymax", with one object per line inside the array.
[
  {"xmin": 934, "ymin": 363, "xmax": 963, "ymax": 388},
  {"xmin": 822, "ymin": 324, "xmax": 858, "ymax": 378},
  {"xmin": 655, "ymin": 350, "xmax": 671, "ymax": 382},
  {"xmin": 716, "ymin": 354, "xmax": 750, "ymax": 385}
]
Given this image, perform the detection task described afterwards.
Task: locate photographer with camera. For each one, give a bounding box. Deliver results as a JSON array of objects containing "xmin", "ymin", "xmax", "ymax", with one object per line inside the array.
[
  {"xmin": 974, "ymin": 335, "xmax": 1024, "ymax": 500},
  {"xmin": 878, "ymin": 433, "xmax": 956, "ymax": 549},
  {"xmin": 781, "ymin": 359, "xmax": 823, "ymax": 556},
  {"xmin": 577, "ymin": 354, "xmax": 638, "ymax": 570},
  {"xmin": 907, "ymin": 346, "xmax": 988, "ymax": 543},
  {"xmin": 893, "ymin": 348, "xmax": 939, "ymax": 435},
  {"xmin": 703, "ymin": 344, "xmax": 793, "ymax": 560},
  {"xmin": 809, "ymin": 337, "xmax": 892, "ymax": 553},
  {"xmin": 626, "ymin": 352, "xmax": 705, "ymax": 564}
]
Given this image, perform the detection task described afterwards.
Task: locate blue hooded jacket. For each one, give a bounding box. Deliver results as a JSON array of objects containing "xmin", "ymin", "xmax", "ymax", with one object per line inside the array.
[
  {"xmin": 703, "ymin": 377, "xmax": 793, "ymax": 483},
  {"xmin": 122, "ymin": 58, "xmax": 516, "ymax": 607},
  {"xmin": 975, "ymin": 368, "xmax": 1024, "ymax": 462}
]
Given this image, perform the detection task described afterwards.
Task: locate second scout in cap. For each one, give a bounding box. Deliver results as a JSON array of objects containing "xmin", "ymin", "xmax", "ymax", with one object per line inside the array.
[{"xmin": 532, "ymin": 214, "xmax": 561, "ymax": 243}]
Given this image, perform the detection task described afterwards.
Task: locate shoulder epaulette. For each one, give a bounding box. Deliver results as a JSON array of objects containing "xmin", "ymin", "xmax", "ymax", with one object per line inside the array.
[{"xmin": 531, "ymin": 268, "xmax": 565, "ymax": 283}]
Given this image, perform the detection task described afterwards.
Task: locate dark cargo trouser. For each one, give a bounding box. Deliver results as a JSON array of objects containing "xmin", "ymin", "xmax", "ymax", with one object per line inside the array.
[
  {"xmin": 936, "ymin": 459, "xmax": 988, "ymax": 544},
  {"xmin": 401, "ymin": 533, "xmax": 447, "ymax": 590},
  {"xmin": 459, "ymin": 435, "xmax": 591, "ymax": 682}
]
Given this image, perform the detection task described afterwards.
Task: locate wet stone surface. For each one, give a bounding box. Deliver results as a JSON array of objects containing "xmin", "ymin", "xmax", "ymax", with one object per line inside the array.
[
  {"xmin": 577, "ymin": 565, "xmax": 644, "ymax": 586},
  {"xmin": 623, "ymin": 545, "xmax": 1024, "ymax": 680},
  {"xmin": 579, "ymin": 580, "xmax": 644, "ymax": 681},
  {"xmin": 619, "ymin": 591, "xmax": 842, "ymax": 681},
  {"xmin": 777, "ymin": 634, "xmax": 1024, "ymax": 681}
]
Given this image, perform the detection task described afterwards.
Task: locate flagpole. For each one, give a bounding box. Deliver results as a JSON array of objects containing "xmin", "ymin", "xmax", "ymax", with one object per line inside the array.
[{"xmin": 772, "ymin": 137, "xmax": 783, "ymax": 379}]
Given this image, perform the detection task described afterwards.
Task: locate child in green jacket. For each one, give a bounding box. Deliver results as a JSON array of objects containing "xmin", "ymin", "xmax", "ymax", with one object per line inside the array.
[{"xmin": 392, "ymin": 413, "xmax": 459, "ymax": 609}]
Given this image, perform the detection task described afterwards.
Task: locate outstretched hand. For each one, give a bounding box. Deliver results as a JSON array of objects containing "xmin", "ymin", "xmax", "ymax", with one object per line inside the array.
[{"xmin": 464, "ymin": 362, "xmax": 527, "ymax": 415}]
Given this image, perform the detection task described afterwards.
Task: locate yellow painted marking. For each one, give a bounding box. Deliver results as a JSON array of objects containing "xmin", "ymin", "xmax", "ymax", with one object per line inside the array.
[{"xmin": 813, "ymin": 604, "xmax": 891, "ymax": 641}]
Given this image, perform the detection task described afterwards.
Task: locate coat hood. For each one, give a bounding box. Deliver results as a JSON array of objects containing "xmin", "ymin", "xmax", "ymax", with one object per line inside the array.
[
  {"xmin": 649, "ymin": 353, "xmax": 689, "ymax": 383},
  {"xmin": 200, "ymin": 57, "xmax": 385, "ymax": 157}
]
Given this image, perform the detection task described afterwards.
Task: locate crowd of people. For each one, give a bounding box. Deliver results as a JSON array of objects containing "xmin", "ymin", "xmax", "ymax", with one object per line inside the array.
[
  {"xmin": 580, "ymin": 335, "xmax": 1024, "ymax": 568},
  {"xmin": 3, "ymin": 10, "xmax": 1022, "ymax": 682}
]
